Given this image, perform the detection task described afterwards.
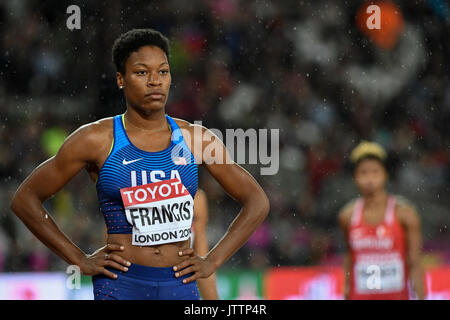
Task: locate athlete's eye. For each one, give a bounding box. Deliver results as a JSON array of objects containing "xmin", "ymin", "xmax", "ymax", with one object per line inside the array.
[
  {"xmin": 159, "ymin": 70, "xmax": 169, "ymax": 75},
  {"xmin": 135, "ymin": 70, "xmax": 147, "ymax": 75}
]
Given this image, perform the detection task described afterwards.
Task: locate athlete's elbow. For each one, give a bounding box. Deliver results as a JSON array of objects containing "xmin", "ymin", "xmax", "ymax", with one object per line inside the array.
[
  {"xmin": 239, "ymin": 188, "xmax": 269, "ymax": 225},
  {"xmin": 10, "ymin": 192, "xmax": 23, "ymax": 217},
  {"xmin": 262, "ymin": 193, "xmax": 270, "ymax": 216},
  {"xmin": 255, "ymin": 192, "xmax": 270, "ymax": 223},
  {"xmin": 10, "ymin": 188, "xmax": 34, "ymax": 220}
]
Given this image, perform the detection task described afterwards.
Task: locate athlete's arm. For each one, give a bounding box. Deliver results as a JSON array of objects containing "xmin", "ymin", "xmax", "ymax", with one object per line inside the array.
[
  {"xmin": 174, "ymin": 125, "xmax": 270, "ymax": 283},
  {"xmin": 397, "ymin": 203, "xmax": 425, "ymax": 299},
  {"xmin": 10, "ymin": 121, "xmax": 130, "ymax": 278},
  {"xmin": 338, "ymin": 203, "xmax": 353, "ymax": 300},
  {"xmin": 193, "ymin": 189, "xmax": 219, "ymax": 299}
]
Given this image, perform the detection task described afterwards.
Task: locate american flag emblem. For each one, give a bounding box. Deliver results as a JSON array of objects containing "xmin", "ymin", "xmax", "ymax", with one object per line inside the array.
[{"xmin": 173, "ymin": 157, "xmax": 187, "ymax": 165}]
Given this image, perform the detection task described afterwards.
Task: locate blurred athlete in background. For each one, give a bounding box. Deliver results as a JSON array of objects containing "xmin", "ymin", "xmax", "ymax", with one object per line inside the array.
[
  {"xmin": 10, "ymin": 28, "xmax": 269, "ymax": 300},
  {"xmin": 338, "ymin": 141, "xmax": 425, "ymax": 300}
]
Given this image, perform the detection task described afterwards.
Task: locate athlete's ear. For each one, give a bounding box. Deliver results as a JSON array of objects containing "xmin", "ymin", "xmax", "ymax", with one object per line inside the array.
[{"xmin": 116, "ymin": 72, "xmax": 125, "ymax": 89}]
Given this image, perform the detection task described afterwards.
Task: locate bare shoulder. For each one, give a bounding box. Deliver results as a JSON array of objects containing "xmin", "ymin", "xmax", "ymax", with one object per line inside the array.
[
  {"xmin": 77, "ymin": 117, "xmax": 113, "ymax": 137},
  {"xmin": 395, "ymin": 195, "xmax": 418, "ymax": 212},
  {"xmin": 338, "ymin": 198, "xmax": 358, "ymax": 229},
  {"xmin": 394, "ymin": 195, "xmax": 421, "ymax": 227},
  {"xmin": 172, "ymin": 117, "xmax": 210, "ymax": 136},
  {"xmin": 57, "ymin": 117, "xmax": 114, "ymax": 163},
  {"xmin": 172, "ymin": 117, "xmax": 224, "ymax": 164},
  {"xmin": 172, "ymin": 117, "xmax": 193, "ymax": 129},
  {"xmin": 67, "ymin": 117, "xmax": 113, "ymax": 145}
]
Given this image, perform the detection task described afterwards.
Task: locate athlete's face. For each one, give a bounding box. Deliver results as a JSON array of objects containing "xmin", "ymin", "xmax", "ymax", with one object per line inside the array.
[
  {"xmin": 353, "ymin": 159, "xmax": 387, "ymax": 196},
  {"xmin": 117, "ymin": 45, "xmax": 171, "ymax": 112}
]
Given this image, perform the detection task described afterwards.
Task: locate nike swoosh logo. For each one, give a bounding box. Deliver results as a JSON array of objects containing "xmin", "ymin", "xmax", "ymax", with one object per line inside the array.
[{"xmin": 122, "ymin": 158, "xmax": 144, "ymax": 165}]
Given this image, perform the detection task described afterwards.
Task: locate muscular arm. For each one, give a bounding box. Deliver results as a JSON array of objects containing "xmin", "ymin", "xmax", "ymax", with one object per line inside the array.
[
  {"xmin": 397, "ymin": 203, "xmax": 425, "ymax": 299},
  {"xmin": 10, "ymin": 121, "xmax": 111, "ymax": 269},
  {"xmin": 199, "ymin": 127, "xmax": 269, "ymax": 271},
  {"xmin": 174, "ymin": 124, "xmax": 270, "ymax": 282},
  {"xmin": 193, "ymin": 189, "xmax": 219, "ymax": 299}
]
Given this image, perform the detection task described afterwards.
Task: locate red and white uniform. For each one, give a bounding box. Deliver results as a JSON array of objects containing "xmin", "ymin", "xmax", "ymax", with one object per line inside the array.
[{"xmin": 348, "ymin": 195, "xmax": 409, "ymax": 300}]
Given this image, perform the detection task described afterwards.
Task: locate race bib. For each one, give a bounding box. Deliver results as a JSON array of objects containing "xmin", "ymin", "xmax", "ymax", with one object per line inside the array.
[
  {"xmin": 354, "ymin": 254, "xmax": 405, "ymax": 294},
  {"xmin": 120, "ymin": 178, "xmax": 193, "ymax": 246}
]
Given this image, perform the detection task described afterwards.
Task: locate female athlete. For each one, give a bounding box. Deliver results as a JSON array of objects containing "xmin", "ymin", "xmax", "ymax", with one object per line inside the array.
[
  {"xmin": 338, "ymin": 141, "xmax": 424, "ymax": 300},
  {"xmin": 10, "ymin": 28, "xmax": 269, "ymax": 300}
]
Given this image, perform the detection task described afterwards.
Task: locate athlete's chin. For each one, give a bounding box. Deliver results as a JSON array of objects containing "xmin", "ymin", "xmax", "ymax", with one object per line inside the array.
[
  {"xmin": 361, "ymin": 187, "xmax": 381, "ymax": 196},
  {"xmin": 135, "ymin": 101, "xmax": 166, "ymax": 113}
]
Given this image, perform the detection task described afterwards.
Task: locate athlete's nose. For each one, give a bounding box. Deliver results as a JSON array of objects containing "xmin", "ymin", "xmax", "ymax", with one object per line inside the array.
[{"xmin": 147, "ymin": 71, "xmax": 162, "ymax": 86}]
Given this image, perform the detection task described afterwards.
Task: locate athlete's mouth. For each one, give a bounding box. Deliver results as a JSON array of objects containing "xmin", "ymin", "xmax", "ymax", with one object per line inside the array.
[{"xmin": 145, "ymin": 92, "xmax": 165, "ymax": 99}]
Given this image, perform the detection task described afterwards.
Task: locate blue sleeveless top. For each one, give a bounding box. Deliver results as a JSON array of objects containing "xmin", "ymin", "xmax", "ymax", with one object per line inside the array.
[{"xmin": 96, "ymin": 114, "xmax": 198, "ymax": 234}]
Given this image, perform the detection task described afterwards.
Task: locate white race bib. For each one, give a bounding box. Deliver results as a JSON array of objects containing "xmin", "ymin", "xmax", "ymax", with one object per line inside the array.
[
  {"xmin": 354, "ymin": 253, "xmax": 405, "ymax": 294},
  {"xmin": 120, "ymin": 178, "xmax": 193, "ymax": 246}
]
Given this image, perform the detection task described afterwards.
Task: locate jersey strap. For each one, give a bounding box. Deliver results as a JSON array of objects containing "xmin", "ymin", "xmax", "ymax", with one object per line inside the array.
[
  {"xmin": 350, "ymin": 198, "xmax": 364, "ymax": 226},
  {"xmin": 166, "ymin": 115, "xmax": 184, "ymax": 144},
  {"xmin": 109, "ymin": 114, "xmax": 129, "ymax": 155},
  {"xmin": 384, "ymin": 196, "xmax": 397, "ymax": 225}
]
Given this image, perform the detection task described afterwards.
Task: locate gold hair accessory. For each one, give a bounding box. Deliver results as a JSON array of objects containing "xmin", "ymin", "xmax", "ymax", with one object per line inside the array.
[{"xmin": 350, "ymin": 140, "xmax": 387, "ymax": 163}]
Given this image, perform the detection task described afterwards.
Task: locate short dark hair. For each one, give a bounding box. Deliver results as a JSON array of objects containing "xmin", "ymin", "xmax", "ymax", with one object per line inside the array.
[{"xmin": 112, "ymin": 28, "xmax": 170, "ymax": 74}]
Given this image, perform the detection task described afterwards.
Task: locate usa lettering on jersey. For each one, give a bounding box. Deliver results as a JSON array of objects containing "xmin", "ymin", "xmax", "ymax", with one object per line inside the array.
[{"xmin": 130, "ymin": 169, "xmax": 183, "ymax": 186}]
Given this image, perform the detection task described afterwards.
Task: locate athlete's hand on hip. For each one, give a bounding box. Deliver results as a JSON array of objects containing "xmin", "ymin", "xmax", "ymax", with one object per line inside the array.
[
  {"xmin": 79, "ymin": 243, "xmax": 131, "ymax": 279},
  {"xmin": 173, "ymin": 248, "xmax": 216, "ymax": 284}
]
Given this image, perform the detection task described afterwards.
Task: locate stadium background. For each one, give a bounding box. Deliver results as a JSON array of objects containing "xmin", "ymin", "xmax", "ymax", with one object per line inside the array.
[{"xmin": 0, "ymin": 0, "xmax": 449, "ymax": 299}]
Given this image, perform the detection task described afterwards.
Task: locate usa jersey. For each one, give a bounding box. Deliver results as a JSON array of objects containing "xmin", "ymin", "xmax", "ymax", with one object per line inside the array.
[{"xmin": 96, "ymin": 114, "xmax": 198, "ymax": 242}]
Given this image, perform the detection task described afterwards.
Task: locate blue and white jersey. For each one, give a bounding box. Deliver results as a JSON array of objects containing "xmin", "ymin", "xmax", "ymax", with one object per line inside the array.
[{"xmin": 96, "ymin": 114, "xmax": 198, "ymax": 238}]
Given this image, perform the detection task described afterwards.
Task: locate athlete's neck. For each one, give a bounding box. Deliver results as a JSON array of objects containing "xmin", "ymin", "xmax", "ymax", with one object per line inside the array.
[
  {"xmin": 362, "ymin": 189, "xmax": 388, "ymax": 208},
  {"xmin": 124, "ymin": 107, "xmax": 168, "ymax": 132}
]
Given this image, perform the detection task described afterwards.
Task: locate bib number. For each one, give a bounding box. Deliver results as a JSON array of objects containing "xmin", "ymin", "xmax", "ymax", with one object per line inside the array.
[{"xmin": 120, "ymin": 178, "xmax": 193, "ymax": 246}]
